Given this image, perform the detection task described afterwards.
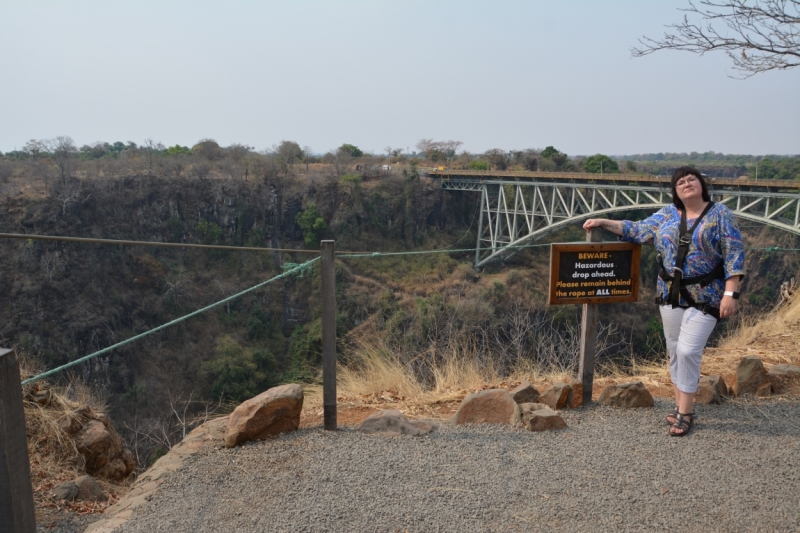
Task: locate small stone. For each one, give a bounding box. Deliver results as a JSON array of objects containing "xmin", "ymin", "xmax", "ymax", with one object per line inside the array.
[
  {"xmin": 767, "ymin": 364, "xmax": 800, "ymax": 395},
  {"xmin": 539, "ymin": 383, "xmax": 571, "ymax": 409},
  {"xmin": 519, "ymin": 403, "xmax": 552, "ymax": 425},
  {"xmin": 598, "ymin": 382, "xmax": 654, "ymax": 408},
  {"xmin": 74, "ymin": 475, "xmax": 107, "ymax": 502},
  {"xmin": 733, "ymin": 356, "xmax": 768, "ymax": 397},
  {"xmin": 224, "ymin": 384, "xmax": 304, "ymax": 448},
  {"xmin": 53, "ymin": 481, "xmax": 79, "ymax": 501},
  {"xmin": 358, "ymin": 410, "xmax": 434, "ymax": 436},
  {"xmin": 526, "ymin": 409, "xmax": 567, "ymax": 432},
  {"xmin": 453, "ymin": 389, "xmax": 521, "ymax": 425},
  {"xmin": 509, "ymin": 381, "xmax": 540, "ymax": 404}
]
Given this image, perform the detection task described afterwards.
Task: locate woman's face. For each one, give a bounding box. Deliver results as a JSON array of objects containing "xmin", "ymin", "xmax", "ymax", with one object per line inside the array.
[{"xmin": 675, "ymin": 174, "xmax": 703, "ymax": 204}]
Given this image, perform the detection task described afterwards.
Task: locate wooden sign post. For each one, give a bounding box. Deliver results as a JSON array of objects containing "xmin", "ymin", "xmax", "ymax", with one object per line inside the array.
[
  {"xmin": 0, "ymin": 348, "xmax": 37, "ymax": 533},
  {"xmin": 320, "ymin": 241, "xmax": 337, "ymax": 431},
  {"xmin": 549, "ymin": 232, "xmax": 641, "ymax": 403}
]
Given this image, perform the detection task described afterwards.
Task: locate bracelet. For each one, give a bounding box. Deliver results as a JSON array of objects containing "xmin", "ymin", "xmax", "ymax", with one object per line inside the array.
[{"xmin": 723, "ymin": 291, "xmax": 740, "ymax": 299}]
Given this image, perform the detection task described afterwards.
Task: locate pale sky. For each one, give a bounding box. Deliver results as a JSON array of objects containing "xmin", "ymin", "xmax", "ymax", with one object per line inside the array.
[{"xmin": 1, "ymin": 0, "xmax": 798, "ymax": 156}]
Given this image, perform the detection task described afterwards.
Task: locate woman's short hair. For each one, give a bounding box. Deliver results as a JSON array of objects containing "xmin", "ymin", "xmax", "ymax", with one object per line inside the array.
[{"xmin": 671, "ymin": 166, "xmax": 710, "ymax": 210}]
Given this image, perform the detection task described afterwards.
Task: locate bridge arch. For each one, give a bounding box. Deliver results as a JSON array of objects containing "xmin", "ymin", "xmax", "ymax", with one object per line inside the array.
[{"xmin": 435, "ymin": 173, "xmax": 800, "ymax": 268}]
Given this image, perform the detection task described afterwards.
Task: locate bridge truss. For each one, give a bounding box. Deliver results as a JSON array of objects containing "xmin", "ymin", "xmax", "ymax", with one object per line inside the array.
[{"xmin": 437, "ymin": 175, "xmax": 800, "ymax": 268}]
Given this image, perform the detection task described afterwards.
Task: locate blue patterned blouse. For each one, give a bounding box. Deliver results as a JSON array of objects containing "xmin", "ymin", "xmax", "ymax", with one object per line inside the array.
[{"xmin": 620, "ymin": 203, "xmax": 745, "ymax": 308}]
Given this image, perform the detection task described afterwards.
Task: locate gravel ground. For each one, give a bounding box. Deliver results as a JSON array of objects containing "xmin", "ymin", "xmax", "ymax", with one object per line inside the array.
[{"xmin": 92, "ymin": 397, "xmax": 798, "ymax": 533}]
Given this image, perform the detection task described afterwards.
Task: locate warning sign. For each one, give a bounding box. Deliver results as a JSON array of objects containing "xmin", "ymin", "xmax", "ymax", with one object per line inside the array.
[{"xmin": 549, "ymin": 242, "xmax": 641, "ymax": 305}]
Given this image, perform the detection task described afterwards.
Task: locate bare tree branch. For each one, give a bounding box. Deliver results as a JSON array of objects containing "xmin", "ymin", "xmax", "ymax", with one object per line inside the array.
[{"xmin": 632, "ymin": 0, "xmax": 800, "ymax": 77}]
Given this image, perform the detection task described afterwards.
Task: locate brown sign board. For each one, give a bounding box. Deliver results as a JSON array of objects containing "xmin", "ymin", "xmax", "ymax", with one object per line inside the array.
[{"xmin": 549, "ymin": 242, "xmax": 641, "ymax": 305}]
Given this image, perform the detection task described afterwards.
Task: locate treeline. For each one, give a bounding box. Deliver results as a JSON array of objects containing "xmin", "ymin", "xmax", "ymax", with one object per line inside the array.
[{"xmin": 1, "ymin": 136, "xmax": 797, "ymax": 184}]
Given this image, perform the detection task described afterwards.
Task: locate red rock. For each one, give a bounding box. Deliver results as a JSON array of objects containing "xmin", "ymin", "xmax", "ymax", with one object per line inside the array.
[
  {"xmin": 734, "ymin": 356, "xmax": 768, "ymax": 397},
  {"xmin": 767, "ymin": 364, "xmax": 800, "ymax": 395},
  {"xmin": 359, "ymin": 410, "xmax": 434, "ymax": 436},
  {"xmin": 509, "ymin": 381, "xmax": 540, "ymax": 404},
  {"xmin": 598, "ymin": 382, "xmax": 654, "ymax": 408},
  {"xmin": 453, "ymin": 389, "xmax": 521, "ymax": 425},
  {"xmin": 567, "ymin": 379, "xmax": 583, "ymax": 408},
  {"xmin": 526, "ymin": 409, "xmax": 567, "ymax": 432},
  {"xmin": 224, "ymin": 384, "xmax": 304, "ymax": 448},
  {"xmin": 539, "ymin": 383, "xmax": 571, "ymax": 409}
]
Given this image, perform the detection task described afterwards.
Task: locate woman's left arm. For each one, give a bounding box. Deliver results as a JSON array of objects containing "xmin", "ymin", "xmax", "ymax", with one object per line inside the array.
[{"xmin": 718, "ymin": 206, "xmax": 746, "ymax": 319}]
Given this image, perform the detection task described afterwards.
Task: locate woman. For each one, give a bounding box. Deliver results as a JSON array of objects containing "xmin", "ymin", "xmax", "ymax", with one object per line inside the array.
[{"xmin": 583, "ymin": 166, "xmax": 744, "ymax": 436}]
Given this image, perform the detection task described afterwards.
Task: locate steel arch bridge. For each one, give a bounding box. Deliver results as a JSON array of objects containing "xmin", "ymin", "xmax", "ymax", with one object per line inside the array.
[{"xmin": 430, "ymin": 170, "xmax": 800, "ymax": 269}]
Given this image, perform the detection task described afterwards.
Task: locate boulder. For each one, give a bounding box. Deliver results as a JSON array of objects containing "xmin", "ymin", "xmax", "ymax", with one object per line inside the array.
[
  {"xmin": 526, "ymin": 409, "xmax": 567, "ymax": 432},
  {"xmin": 453, "ymin": 389, "xmax": 521, "ymax": 425},
  {"xmin": 539, "ymin": 383, "xmax": 571, "ymax": 410},
  {"xmin": 224, "ymin": 384, "xmax": 304, "ymax": 448},
  {"xmin": 767, "ymin": 364, "xmax": 800, "ymax": 395},
  {"xmin": 695, "ymin": 375, "xmax": 728, "ymax": 404},
  {"xmin": 53, "ymin": 481, "xmax": 79, "ymax": 501},
  {"xmin": 358, "ymin": 410, "xmax": 434, "ymax": 437},
  {"xmin": 509, "ymin": 381, "xmax": 540, "ymax": 404},
  {"xmin": 567, "ymin": 379, "xmax": 584, "ymax": 408},
  {"xmin": 74, "ymin": 475, "xmax": 106, "ymax": 502},
  {"xmin": 733, "ymin": 356, "xmax": 769, "ymax": 397},
  {"xmin": 598, "ymin": 382, "xmax": 654, "ymax": 408},
  {"xmin": 76, "ymin": 416, "xmax": 134, "ymax": 481}
]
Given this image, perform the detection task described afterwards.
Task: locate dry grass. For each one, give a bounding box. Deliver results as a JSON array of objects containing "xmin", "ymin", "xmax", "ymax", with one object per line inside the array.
[{"xmin": 16, "ymin": 351, "xmax": 125, "ymax": 515}]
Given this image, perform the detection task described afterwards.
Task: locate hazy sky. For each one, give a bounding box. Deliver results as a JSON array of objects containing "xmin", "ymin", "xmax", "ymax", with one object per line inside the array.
[{"xmin": 1, "ymin": 1, "xmax": 798, "ymax": 156}]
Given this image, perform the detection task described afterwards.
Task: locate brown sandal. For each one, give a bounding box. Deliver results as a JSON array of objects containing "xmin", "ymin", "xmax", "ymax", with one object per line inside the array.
[{"xmin": 670, "ymin": 412, "xmax": 695, "ymax": 437}]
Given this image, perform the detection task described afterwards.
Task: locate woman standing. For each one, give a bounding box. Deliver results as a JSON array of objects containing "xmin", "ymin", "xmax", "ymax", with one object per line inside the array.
[{"xmin": 583, "ymin": 166, "xmax": 745, "ymax": 436}]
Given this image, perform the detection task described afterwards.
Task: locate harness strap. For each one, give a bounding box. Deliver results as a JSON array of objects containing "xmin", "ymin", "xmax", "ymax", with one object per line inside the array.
[
  {"xmin": 655, "ymin": 296, "xmax": 720, "ymax": 320},
  {"xmin": 659, "ymin": 262, "xmax": 724, "ymax": 287},
  {"xmin": 667, "ymin": 202, "xmax": 715, "ymax": 308}
]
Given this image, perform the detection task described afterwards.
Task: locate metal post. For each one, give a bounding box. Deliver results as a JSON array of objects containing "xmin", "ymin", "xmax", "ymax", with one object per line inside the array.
[
  {"xmin": 578, "ymin": 229, "xmax": 602, "ymax": 404},
  {"xmin": 320, "ymin": 241, "xmax": 337, "ymax": 430},
  {"xmin": 0, "ymin": 348, "xmax": 36, "ymax": 533}
]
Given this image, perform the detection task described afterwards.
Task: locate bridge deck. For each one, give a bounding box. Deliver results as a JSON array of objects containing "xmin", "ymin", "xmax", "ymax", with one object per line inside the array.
[{"xmin": 428, "ymin": 169, "xmax": 800, "ymax": 190}]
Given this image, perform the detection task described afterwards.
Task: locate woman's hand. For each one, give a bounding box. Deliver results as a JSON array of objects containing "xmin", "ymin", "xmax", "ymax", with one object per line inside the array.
[
  {"xmin": 719, "ymin": 295, "xmax": 737, "ymax": 318},
  {"xmin": 583, "ymin": 219, "xmax": 623, "ymax": 236}
]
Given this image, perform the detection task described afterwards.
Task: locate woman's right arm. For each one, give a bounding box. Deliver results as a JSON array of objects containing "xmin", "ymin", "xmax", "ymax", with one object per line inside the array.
[{"xmin": 583, "ymin": 218, "xmax": 624, "ymax": 236}]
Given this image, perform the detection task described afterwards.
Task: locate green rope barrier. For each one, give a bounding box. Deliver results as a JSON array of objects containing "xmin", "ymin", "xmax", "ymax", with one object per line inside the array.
[{"xmin": 21, "ymin": 257, "xmax": 319, "ymax": 386}]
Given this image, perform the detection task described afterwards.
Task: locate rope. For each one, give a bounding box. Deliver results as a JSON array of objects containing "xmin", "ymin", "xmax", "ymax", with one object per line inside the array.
[
  {"xmin": 337, "ymin": 242, "xmax": 552, "ymax": 258},
  {"xmin": 21, "ymin": 258, "xmax": 319, "ymax": 386},
  {"xmin": 0, "ymin": 232, "xmax": 319, "ymax": 254}
]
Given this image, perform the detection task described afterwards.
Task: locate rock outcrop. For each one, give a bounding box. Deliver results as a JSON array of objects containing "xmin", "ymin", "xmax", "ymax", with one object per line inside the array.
[
  {"xmin": 598, "ymin": 382, "xmax": 654, "ymax": 408},
  {"xmin": 224, "ymin": 384, "xmax": 304, "ymax": 448},
  {"xmin": 453, "ymin": 389, "xmax": 521, "ymax": 425},
  {"xmin": 358, "ymin": 410, "xmax": 434, "ymax": 436},
  {"xmin": 74, "ymin": 413, "xmax": 134, "ymax": 481}
]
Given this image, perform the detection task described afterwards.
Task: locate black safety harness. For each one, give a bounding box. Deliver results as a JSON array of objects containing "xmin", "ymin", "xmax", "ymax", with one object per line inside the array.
[{"xmin": 655, "ymin": 202, "xmax": 724, "ymax": 319}]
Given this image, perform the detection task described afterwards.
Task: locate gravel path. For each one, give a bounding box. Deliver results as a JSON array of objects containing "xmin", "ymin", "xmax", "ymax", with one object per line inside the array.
[{"xmin": 96, "ymin": 397, "xmax": 799, "ymax": 533}]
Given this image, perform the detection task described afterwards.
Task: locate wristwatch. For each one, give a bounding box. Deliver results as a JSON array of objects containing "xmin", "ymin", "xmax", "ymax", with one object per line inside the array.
[{"xmin": 723, "ymin": 291, "xmax": 740, "ymax": 299}]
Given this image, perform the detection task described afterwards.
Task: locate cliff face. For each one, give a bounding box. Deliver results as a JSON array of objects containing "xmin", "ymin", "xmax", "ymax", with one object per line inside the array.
[{"xmin": 0, "ymin": 172, "xmax": 473, "ymax": 422}]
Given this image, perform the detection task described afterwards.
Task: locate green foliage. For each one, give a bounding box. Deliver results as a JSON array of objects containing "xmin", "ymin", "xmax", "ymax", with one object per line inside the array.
[
  {"xmin": 540, "ymin": 146, "xmax": 560, "ymax": 159},
  {"xmin": 468, "ymin": 160, "xmax": 490, "ymax": 170},
  {"xmin": 583, "ymin": 154, "xmax": 620, "ymax": 174},
  {"xmin": 338, "ymin": 143, "xmax": 363, "ymax": 158},
  {"xmin": 202, "ymin": 335, "xmax": 266, "ymax": 402},
  {"xmin": 296, "ymin": 203, "xmax": 327, "ymax": 247},
  {"xmin": 286, "ymin": 320, "xmax": 323, "ymax": 382},
  {"xmin": 197, "ymin": 220, "xmax": 223, "ymax": 244},
  {"xmin": 167, "ymin": 145, "xmax": 191, "ymax": 156}
]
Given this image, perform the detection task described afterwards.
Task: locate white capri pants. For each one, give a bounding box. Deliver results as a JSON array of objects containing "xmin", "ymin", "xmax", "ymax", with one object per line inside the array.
[{"xmin": 659, "ymin": 306, "xmax": 718, "ymax": 394}]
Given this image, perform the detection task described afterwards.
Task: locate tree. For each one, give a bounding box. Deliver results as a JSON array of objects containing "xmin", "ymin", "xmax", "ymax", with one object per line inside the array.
[
  {"xmin": 582, "ymin": 154, "xmax": 620, "ymax": 173},
  {"xmin": 277, "ymin": 140, "xmax": 303, "ymax": 169},
  {"xmin": 632, "ymin": 0, "xmax": 800, "ymax": 78},
  {"xmin": 43, "ymin": 136, "xmax": 78, "ymax": 185},
  {"xmin": 143, "ymin": 138, "xmax": 164, "ymax": 175},
  {"xmin": 296, "ymin": 203, "xmax": 327, "ymax": 246},
  {"xmin": 338, "ymin": 143, "xmax": 363, "ymax": 158},
  {"xmin": 192, "ymin": 139, "xmax": 225, "ymax": 161},
  {"xmin": 484, "ymin": 149, "xmax": 510, "ymax": 170},
  {"xmin": 540, "ymin": 146, "xmax": 569, "ymax": 171}
]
